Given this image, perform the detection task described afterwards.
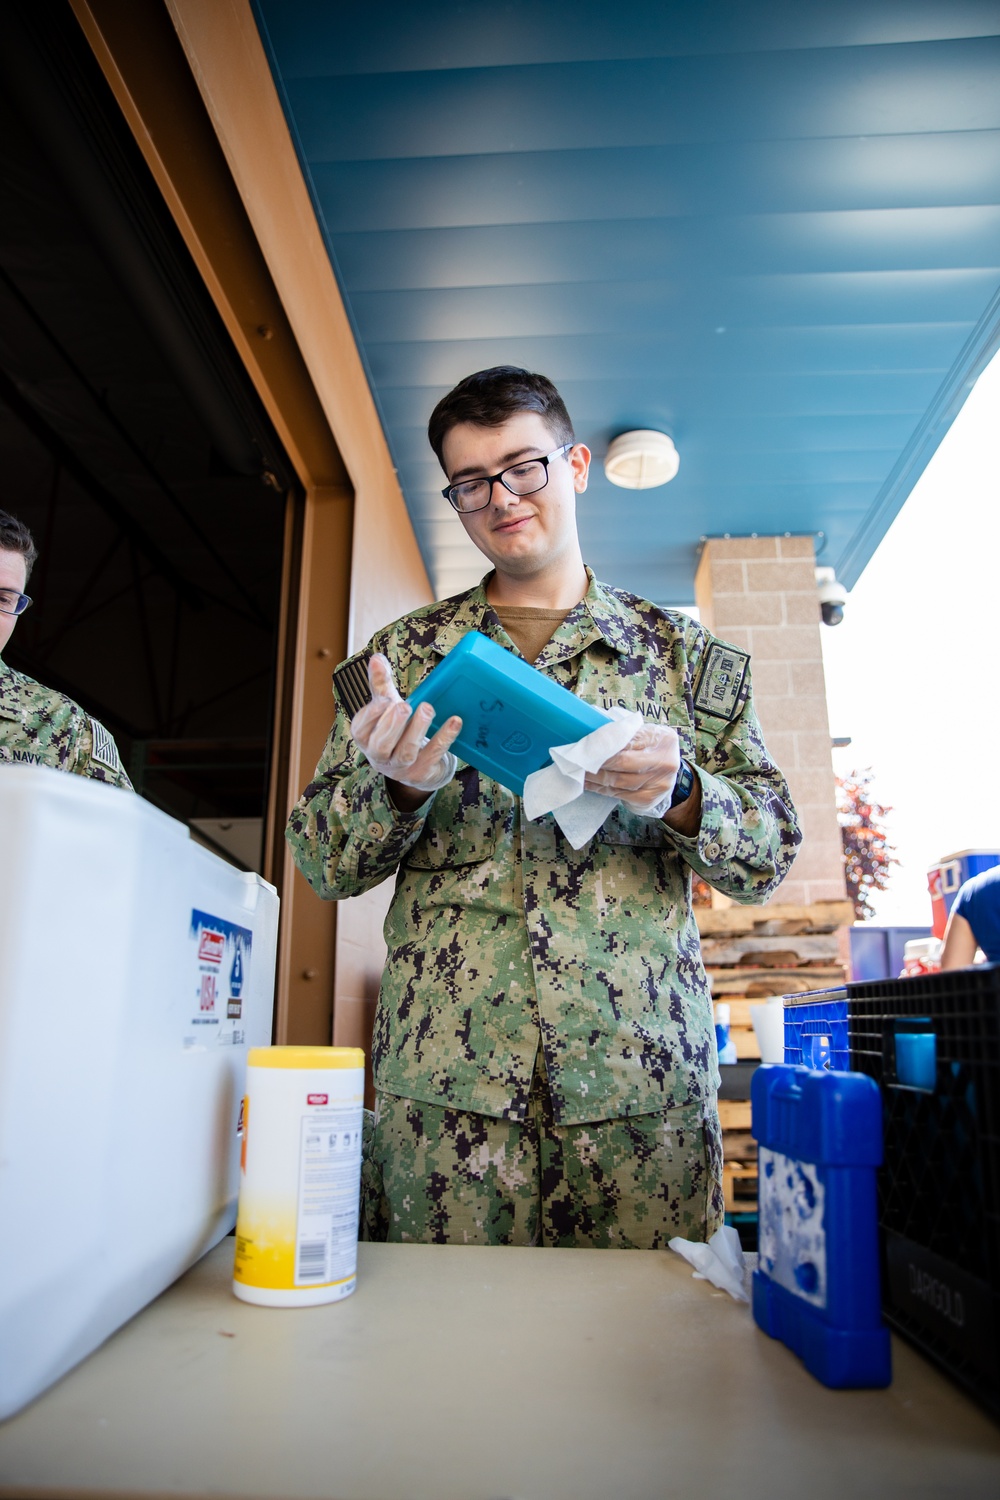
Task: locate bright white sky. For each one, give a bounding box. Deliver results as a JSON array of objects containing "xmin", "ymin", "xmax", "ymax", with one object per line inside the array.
[{"xmin": 821, "ymin": 344, "xmax": 1000, "ymax": 926}]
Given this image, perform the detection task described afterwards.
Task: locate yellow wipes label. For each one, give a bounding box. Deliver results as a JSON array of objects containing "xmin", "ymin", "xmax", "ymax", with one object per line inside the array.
[
  {"xmin": 234, "ymin": 1065, "xmax": 363, "ymax": 1292},
  {"xmin": 234, "ymin": 1209, "xmax": 300, "ymax": 1289}
]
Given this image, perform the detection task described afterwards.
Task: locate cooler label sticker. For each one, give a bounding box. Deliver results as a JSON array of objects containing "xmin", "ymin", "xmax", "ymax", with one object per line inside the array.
[
  {"xmin": 186, "ymin": 909, "xmax": 252, "ymax": 1050},
  {"xmin": 757, "ymin": 1146, "xmax": 828, "ymax": 1309},
  {"xmin": 693, "ymin": 643, "xmax": 749, "ymax": 723}
]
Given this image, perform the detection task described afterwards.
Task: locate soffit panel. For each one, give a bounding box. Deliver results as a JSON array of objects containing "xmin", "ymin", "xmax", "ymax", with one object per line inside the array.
[{"xmin": 253, "ymin": 0, "xmax": 1000, "ymax": 601}]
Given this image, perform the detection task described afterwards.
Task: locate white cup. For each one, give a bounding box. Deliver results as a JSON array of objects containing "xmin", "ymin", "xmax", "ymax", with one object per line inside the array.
[{"xmin": 749, "ymin": 999, "xmax": 786, "ymax": 1065}]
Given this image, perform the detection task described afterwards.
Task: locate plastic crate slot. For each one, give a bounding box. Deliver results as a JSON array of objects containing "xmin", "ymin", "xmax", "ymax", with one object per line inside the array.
[
  {"xmin": 805, "ymin": 1031, "xmax": 832, "ymax": 1069},
  {"xmin": 782, "ymin": 989, "xmax": 850, "ymax": 1071}
]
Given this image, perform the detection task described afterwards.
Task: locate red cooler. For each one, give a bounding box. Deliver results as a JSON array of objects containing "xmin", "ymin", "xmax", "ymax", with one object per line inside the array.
[{"xmin": 927, "ymin": 849, "xmax": 1000, "ymax": 938}]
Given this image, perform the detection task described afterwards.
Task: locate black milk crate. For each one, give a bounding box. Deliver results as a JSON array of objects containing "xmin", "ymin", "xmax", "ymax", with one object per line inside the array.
[{"xmin": 845, "ymin": 965, "xmax": 1000, "ymax": 1420}]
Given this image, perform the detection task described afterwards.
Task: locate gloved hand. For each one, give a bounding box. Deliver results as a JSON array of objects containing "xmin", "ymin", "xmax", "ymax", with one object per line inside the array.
[
  {"xmin": 350, "ymin": 654, "xmax": 461, "ymax": 795},
  {"xmin": 583, "ymin": 722, "xmax": 685, "ymax": 817}
]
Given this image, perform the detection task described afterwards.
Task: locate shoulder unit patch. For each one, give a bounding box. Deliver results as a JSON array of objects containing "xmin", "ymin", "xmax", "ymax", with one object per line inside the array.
[{"xmin": 693, "ymin": 642, "xmax": 750, "ymax": 723}]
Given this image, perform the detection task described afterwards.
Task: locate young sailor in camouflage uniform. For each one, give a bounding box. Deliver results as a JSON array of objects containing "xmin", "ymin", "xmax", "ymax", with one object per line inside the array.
[
  {"xmin": 287, "ymin": 368, "xmax": 800, "ymax": 1247},
  {"xmin": 0, "ymin": 509, "xmax": 131, "ymax": 787}
]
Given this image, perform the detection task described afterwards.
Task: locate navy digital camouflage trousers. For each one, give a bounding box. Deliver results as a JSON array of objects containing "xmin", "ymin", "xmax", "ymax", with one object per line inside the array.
[{"xmin": 361, "ymin": 1056, "xmax": 724, "ymax": 1247}]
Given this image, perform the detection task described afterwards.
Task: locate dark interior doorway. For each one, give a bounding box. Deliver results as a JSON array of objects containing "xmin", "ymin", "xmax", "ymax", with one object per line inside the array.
[{"xmin": 0, "ymin": 4, "xmax": 297, "ymax": 870}]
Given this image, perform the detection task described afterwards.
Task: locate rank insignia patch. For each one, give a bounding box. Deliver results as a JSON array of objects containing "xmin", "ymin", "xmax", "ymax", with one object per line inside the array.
[
  {"xmin": 693, "ymin": 643, "xmax": 750, "ymax": 723},
  {"xmin": 332, "ymin": 654, "xmax": 372, "ymax": 719}
]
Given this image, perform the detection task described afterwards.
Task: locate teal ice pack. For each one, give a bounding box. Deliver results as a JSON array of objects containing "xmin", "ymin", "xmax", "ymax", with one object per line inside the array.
[{"xmin": 407, "ymin": 630, "xmax": 610, "ymax": 795}]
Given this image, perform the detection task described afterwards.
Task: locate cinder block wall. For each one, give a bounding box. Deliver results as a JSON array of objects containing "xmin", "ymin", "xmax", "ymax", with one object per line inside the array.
[{"xmin": 694, "ymin": 536, "xmax": 846, "ymax": 907}]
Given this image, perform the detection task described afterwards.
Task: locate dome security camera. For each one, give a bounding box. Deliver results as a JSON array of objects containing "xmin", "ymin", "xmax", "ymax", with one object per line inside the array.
[{"xmin": 816, "ymin": 567, "xmax": 847, "ymax": 627}]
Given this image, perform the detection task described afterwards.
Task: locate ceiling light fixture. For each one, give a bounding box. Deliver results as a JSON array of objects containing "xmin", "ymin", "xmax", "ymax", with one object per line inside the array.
[{"xmin": 603, "ymin": 430, "xmax": 679, "ymax": 490}]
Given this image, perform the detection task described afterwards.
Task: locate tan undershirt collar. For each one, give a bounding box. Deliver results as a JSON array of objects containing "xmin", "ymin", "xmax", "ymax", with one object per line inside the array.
[{"xmin": 492, "ymin": 605, "xmax": 571, "ymax": 665}]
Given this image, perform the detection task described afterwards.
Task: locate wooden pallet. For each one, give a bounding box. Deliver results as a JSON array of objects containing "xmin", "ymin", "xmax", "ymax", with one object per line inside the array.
[
  {"xmin": 695, "ymin": 900, "xmax": 854, "ymax": 936},
  {"xmin": 718, "ymin": 1100, "xmax": 758, "ymax": 1211},
  {"xmin": 710, "ymin": 903, "xmax": 851, "ymax": 1218},
  {"xmin": 706, "ymin": 909, "xmax": 849, "ymax": 1059},
  {"xmin": 718, "ymin": 1100, "xmax": 751, "ymax": 1131},
  {"xmin": 723, "ymin": 1159, "xmax": 758, "ymax": 1215}
]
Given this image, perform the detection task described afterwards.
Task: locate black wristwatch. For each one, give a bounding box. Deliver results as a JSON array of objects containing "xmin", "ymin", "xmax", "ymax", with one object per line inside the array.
[{"xmin": 670, "ymin": 759, "xmax": 695, "ymax": 808}]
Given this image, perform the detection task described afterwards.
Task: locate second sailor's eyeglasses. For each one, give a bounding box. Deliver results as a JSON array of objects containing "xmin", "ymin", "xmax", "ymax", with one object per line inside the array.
[
  {"xmin": 442, "ymin": 444, "xmax": 574, "ymax": 514},
  {"xmin": 0, "ymin": 590, "xmax": 32, "ymax": 617}
]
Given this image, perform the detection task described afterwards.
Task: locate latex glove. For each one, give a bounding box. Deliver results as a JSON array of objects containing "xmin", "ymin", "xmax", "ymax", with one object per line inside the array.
[
  {"xmin": 583, "ymin": 722, "xmax": 684, "ymax": 818},
  {"xmin": 350, "ymin": 654, "xmax": 461, "ymax": 794}
]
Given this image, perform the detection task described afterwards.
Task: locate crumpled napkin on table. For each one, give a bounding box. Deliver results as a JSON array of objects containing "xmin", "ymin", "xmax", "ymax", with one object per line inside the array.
[
  {"xmin": 668, "ymin": 1225, "xmax": 750, "ymax": 1303},
  {"xmin": 523, "ymin": 707, "xmax": 672, "ymax": 849}
]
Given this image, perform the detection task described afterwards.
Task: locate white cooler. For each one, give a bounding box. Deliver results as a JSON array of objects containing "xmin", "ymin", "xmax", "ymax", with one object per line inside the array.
[{"xmin": 0, "ymin": 766, "xmax": 279, "ymax": 1419}]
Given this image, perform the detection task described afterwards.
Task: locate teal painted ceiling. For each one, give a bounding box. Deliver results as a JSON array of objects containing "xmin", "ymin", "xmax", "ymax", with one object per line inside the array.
[{"xmin": 252, "ymin": 0, "xmax": 1000, "ymax": 603}]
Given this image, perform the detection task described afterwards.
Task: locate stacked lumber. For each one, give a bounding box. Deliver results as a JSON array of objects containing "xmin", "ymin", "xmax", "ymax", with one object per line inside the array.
[
  {"xmin": 698, "ymin": 900, "xmax": 852, "ymax": 1056},
  {"xmin": 718, "ymin": 1100, "xmax": 758, "ymax": 1216},
  {"xmin": 697, "ymin": 900, "xmax": 853, "ymax": 1215}
]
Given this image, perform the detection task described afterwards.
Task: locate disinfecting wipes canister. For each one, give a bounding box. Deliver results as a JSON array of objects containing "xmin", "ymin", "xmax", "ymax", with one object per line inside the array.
[{"xmin": 233, "ymin": 1046, "xmax": 365, "ymax": 1307}]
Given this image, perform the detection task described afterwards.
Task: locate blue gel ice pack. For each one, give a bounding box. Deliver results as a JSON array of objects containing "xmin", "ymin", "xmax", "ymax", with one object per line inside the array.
[
  {"xmin": 751, "ymin": 1064, "xmax": 892, "ymax": 1390},
  {"xmin": 407, "ymin": 630, "xmax": 610, "ymax": 795}
]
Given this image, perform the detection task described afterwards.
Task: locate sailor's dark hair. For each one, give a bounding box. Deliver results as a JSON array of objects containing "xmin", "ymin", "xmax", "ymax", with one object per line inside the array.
[
  {"xmin": 428, "ymin": 366, "xmax": 574, "ymax": 467},
  {"xmin": 0, "ymin": 509, "xmax": 38, "ymax": 581}
]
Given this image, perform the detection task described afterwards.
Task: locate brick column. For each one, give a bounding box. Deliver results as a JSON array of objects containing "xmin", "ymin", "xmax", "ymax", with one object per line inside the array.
[{"xmin": 694, "ymin": 536, "xmax": 846, "ymax": 907}]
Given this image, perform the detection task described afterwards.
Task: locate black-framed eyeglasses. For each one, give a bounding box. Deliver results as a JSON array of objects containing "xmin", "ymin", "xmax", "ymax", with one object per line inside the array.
[
  {"xmin": 442, "ymin": 443, "xmax": 574, "ymax": 514},
  {"xmin": 0, "ymin": 589, "xmax": 32, "ymax": 617}
]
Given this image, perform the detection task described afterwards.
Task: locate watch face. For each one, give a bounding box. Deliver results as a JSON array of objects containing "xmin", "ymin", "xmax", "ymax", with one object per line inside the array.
[{"xmin": 671, "ymin": 761, "xmax": 693, "ymax": 807}]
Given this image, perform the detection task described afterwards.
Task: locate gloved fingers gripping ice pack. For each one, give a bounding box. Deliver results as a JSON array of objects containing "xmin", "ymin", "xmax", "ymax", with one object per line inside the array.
[{"xmin": 407, "ymin": 629, "xmax": 611, "ymax": 796}]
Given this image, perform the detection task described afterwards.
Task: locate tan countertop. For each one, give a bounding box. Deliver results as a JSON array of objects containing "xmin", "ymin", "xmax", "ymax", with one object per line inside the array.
[{"xmin": 1, "ymin": 1239, "xmax": 999, "ymax": 1500}]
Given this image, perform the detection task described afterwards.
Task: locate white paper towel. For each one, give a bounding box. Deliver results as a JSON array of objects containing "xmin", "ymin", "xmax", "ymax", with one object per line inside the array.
[
  {"xmin": 522, "ymin": 708, "xmax": 643, "ymax": 848},
  {"xmin": 668, "ymin": 1225, "xmax": 750, "ymax": 1303}
]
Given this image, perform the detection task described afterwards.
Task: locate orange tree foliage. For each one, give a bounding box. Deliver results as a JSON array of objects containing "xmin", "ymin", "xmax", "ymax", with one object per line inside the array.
[{"xmin": 836, "ymin": 769, "xmax": 898, "ymax": 921}]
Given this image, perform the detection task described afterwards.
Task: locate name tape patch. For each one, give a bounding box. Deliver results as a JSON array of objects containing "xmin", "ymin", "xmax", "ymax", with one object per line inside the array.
[
  {"xmin": 332, "ymin": 654, "xmax": 373, "ymax": 719},
  {"xmin": 693, "ymin": 643, "xmax": 750, "ymax": 723}
]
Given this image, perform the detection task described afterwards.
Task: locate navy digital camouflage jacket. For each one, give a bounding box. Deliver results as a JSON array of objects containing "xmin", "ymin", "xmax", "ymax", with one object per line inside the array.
[
  {"xmin": 287, "ymin": 571, "xmax": 801, "ymax": 1126},
  {"xmin": 0, "ymin": 661, "xmax": 132, "ymax": 788}
]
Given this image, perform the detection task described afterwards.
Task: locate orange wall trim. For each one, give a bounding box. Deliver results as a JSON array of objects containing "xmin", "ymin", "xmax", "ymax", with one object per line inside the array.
[
  {"xmin": 274, "ymin": 486, "xmax": 354, "ymax": 1045},
  {"xmin": 69, "ymin": 0, "xmax": 348, "ymax": 495},
  {"xmin": 160, "ymin": 0, "xmax": 432, "ymax": 649},
  {"xmin": 72, "ymin": 0, "xmax": 433, "ymax": 1048}
]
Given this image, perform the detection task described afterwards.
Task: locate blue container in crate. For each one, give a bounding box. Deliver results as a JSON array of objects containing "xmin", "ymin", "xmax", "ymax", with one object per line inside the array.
[
  {"xmin": 783, "ymin": 988, "xmax": 849, "ymax": 1070},
  {"xmin": 752, "ymin": 1064, "xmax": 891, "ymax": 1389}
]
